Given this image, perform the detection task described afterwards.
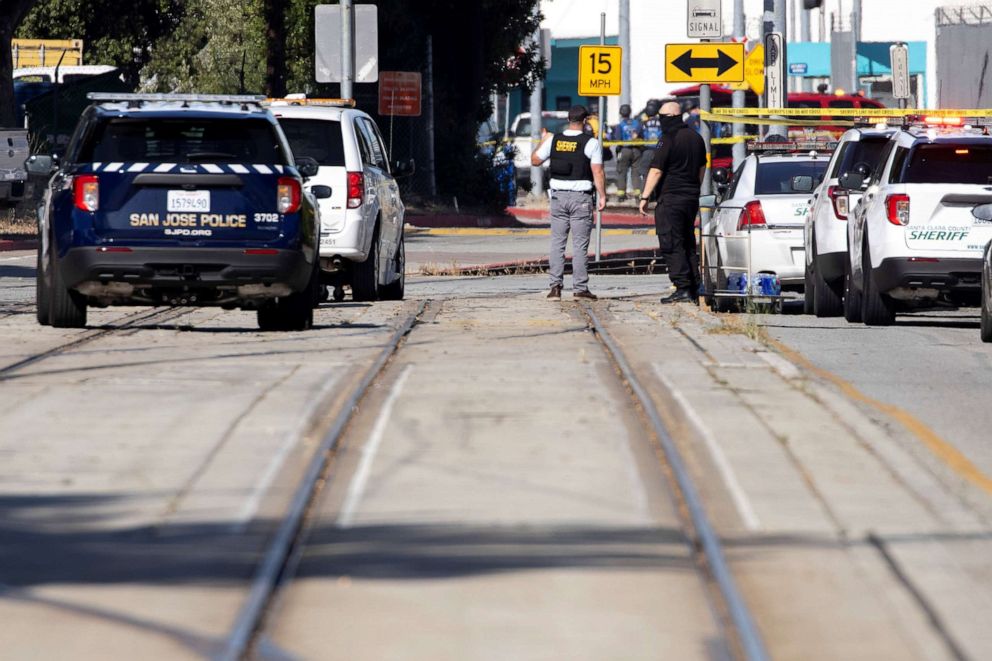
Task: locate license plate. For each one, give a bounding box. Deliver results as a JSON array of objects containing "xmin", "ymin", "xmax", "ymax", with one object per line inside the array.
[{"xmin": 167, "ymin": 190, "xmax": 210, "ymax": 212}]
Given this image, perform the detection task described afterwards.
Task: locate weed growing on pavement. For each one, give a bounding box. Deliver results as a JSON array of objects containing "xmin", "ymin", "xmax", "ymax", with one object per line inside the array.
[
  {"xmin": 706, "ymin": 313, "xmax": 768, "ymax": 343},
  {"xmin": 0, "ymin": 208, "xmax": 35, "ymax": 237}
]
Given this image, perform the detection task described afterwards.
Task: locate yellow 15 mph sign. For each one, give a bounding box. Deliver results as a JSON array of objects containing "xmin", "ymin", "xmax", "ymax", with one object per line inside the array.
[
  {"xmin": 665, "ymin": 43, "xmax": 745, "ymax": 84},
  {"xmin": 578, "ymin": 45, "xmax": 622, "ymax": 96}
]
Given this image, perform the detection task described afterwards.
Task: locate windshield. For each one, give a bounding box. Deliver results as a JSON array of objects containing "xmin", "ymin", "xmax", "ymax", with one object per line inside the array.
[
  {"xmin": 515, "ymin": 117, "xmax": 569, "ymax": 137},
  {"xmin": 78, "ymin": 118, "xmax": 287, "ymax": 164},
  {"xmin": 901, "ymin": 144, "xmax": 992, "ymax": 184},
  {"xmin": 278, "ymin": 118, "xmax": 346, "ymax": 167},
  {"xmin": 754, "ymin": 160, "xmax": 829, "ymax": 194}
]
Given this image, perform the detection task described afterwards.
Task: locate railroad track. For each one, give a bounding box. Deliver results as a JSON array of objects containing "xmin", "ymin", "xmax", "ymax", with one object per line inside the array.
[{"xmin": 208, "ymin": 295, "xmax": 767, "ymax": 661}]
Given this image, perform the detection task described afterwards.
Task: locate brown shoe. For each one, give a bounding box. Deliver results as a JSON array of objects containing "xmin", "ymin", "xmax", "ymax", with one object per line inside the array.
[
  {"xmin": 547, "ymin": 285, "xmax": 562, "ymax": 299},
  {"xmin": 573, "ymin": 290, "xmax": 598, "ymax": 300}
]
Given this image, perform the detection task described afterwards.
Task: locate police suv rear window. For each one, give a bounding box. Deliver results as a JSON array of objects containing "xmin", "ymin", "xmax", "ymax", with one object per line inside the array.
[
  {"xmin": 79, "ymin": 118, "xmax": 286, "ymax": 164},
  {"xmin": 901, "ymin": 144, "xmax": 992, "ymax": 184},
  {"xmin": 754, "ymin": 161, "xmax": 828, "ymax": 194},
  {"xmin": 278, "ymin": 118, "xmax": 346, "ymax": 166},
  {"xmin": 829, "ymin": 137, "xmax": 889, "ymax": 178}
]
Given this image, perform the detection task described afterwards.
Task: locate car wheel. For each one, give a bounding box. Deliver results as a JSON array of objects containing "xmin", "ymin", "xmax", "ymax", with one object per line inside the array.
[
  {"xmin": 861, "ymin": 241, "xmax": 895, "ymax": 326},
  {"xmin": 378, "ymin": 233, "xmax": 405, "ymax": 301},
  {"xmin": 843, "ymin": 256, "xmax": 863, "ymax": 323},
  {"xmin": 36, "ymin": 244, "xmax": 50, "ymax": 326},
  {"xmin": 712, "ymin": 253, "xmax": 737, "ymax": 313},
  {"xmin": 48, "ymin": 240, "xmax": 87, "ymax": 328},
  {"xmin": 257, "ymin": 260, "xmax": 317, "ymax": 332},
  {"xmin": 803, "ymin": 245, "xmax": 815, "ymax": 315},
  {"xmin": 351, "ymin": 224, "xmax": 380, "ymax": 302},
  {"xmin": 813, "ymin": 251, "xmax": 843, "ymax": 318},
  {"xmin": 981, "ymin": 255, "xmax": 992, "ymax": 343}
]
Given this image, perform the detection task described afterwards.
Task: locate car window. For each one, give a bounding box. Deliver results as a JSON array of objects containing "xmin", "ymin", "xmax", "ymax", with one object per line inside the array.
[
  {"xmin": 888, "ymin": 147, "xmax": 910, "ymax": 183},
  {"xmin": 278, "ymin": 118, "xmax": 346, "ymax": 166},
  {"xmin": 831, "ymin": 136, "xmax": 889, "ymax": 179},
  {"xmin": 725, "ymin": 161, "xmax": 747, "ymax": 199},
  {"xmin": 828, "ymin": 143, "xmax": 851, "ymax": 178},
  {"xmin": 754, "ymin": 160, "xmax": 829, "ymax": 194},
  {"xmin": 364, "ymin": 119, "xmax": 391, "ymax": 171},
  {"xmin": 828, "ymin": 100, "xmax": 855, "ymax": 108},
  {"xmin": 358, "ymin": 118, "xmax": 387, "ymax": 170},
  {"xmin": 901, "ymin": 144, "xmax": 992, "ymax": 184},
  {"xmin": 515, "ymin": 117, "xmax": 569, "ymax": 137},
  {"xmin": 78, "ymin": 118, "xmax": 287, "ymax": 164},
  {"xmin": 353, "ymin": 120, "xmax": 376, "ymax": 167},
  {"xmin": 788, "ymin": 100, "xmax": 822, "ymax": 109},
  {"xmin": 872, "ymin": 140, "xmax": 897, "ymax": 182}
]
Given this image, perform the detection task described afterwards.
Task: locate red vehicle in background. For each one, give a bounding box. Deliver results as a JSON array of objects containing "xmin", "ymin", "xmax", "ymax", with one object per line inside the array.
[{"xmin": 668, "ymin": 86, "xmax": 886, "ymax": 169}]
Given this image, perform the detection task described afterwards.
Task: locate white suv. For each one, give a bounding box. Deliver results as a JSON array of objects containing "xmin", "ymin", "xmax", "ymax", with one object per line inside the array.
[
  {"xmin": 272, "ymin": 100, "xmax": 408, "ymax": 301},
  {"xmin": 845, "ymin": 125, "xmax": 992, "ymax": 325},
  {"xmin": 803, "ymin": 126, "xmax": 894, "ymax": 317}
]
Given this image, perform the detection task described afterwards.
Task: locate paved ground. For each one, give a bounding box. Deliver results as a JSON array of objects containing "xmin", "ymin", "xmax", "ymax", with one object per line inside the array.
[{"xmin": 2, "ymin": 232, "xmax": 992, "ymax": 660}]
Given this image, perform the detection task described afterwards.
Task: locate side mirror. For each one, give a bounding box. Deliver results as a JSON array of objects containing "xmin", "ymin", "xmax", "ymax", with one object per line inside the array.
[
  {"xmin": 25, "ymin": 154, "xmax": 55, "ymax": 175},
  {"xmin": 791, "ymin": 175, "xmax": 815, "ymax": 193},
  {"xmin": 698, "ymin": 194, "xmax": 717, "ymax": 208},
  {"xmin": 838, "ymin": 171, "xmax": 866, "ymax": 191},
  {"xmin": 310, "ymin": 185, "xmax": 332, "ymax": 199},
  {"xmin": 296, "ymin": 157, "xmax": 319, "ymax": 178},
  {"xmin": 392, "ymin": 158, "xmax": 415, "ymax": 178},
  {"xmin": 712, "ymin": 167, "xmax": 729, "ymax": 185}
]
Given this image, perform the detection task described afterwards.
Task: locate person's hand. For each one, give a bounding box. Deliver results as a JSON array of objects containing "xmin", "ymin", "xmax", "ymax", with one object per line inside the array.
[
  {"xmin": 638, "ymin": 198, "xmax": 649, "ymax": 215},
  {"xmin": 597, "ymin": 195, "xmax": 607, "ymax": 212}
]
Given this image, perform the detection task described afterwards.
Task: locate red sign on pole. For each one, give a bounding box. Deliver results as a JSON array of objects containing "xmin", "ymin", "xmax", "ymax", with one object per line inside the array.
[{"xmin": 378, "ymin": 71, "xmax": 422, "ymax": 117}]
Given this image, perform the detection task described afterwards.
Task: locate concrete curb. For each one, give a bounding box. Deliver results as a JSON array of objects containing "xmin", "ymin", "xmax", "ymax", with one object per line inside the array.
[
  {"xmin": 0, "ymin": 239, "xmax": 37, "ymax": 252},
  {"xmin": 429, "ymin": 247, "xmax": 664, "ymax": 276}
]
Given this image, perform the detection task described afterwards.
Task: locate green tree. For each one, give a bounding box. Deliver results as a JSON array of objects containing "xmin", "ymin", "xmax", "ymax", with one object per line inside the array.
[{"xmin": 0, "ymin": 0, "xmax": 38, "ymax": 126}]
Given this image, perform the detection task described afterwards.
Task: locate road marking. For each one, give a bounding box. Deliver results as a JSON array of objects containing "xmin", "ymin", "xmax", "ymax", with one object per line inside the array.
[
  {"xmin": 233, "ymin": 371, "xmax": 344, "ymax": 530},
  {"xmin": 653, "ymin": 364, "xmax": 762, "ymax": 531},
  {"xmin": 406, "ymin": 227, "xmax": 654, "ymax": 236},
  {"xmin": 336, "ymin": 364, "xmax": 413, "ymax": 528},
  {"xmin": 768, "ymin": 337, "xmax": 992, "ymax": 497}
]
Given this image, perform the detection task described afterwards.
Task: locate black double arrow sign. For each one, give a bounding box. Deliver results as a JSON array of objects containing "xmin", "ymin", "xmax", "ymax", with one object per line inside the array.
[{"xmin": 672, "ymin": 49, "xmax": 739, "ymax": 76}]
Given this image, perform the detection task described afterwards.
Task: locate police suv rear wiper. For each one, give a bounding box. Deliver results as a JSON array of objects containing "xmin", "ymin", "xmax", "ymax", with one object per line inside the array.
[{"xmin": 185, "ymin": 152, "xmax": 238, "ymax": 162}]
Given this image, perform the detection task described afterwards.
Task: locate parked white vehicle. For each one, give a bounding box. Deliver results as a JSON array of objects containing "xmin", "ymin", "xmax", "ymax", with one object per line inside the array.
[
  {"xmin": 844, "ymin": 124, "xmax": 992, "ymax": 325},
  {"xmin": 803, "ymin": 126, "xmax": 894, "ymax": 317},
  {"xmin": 272, "ymin": 100, "xmax": 410, "ymax": 301},
  {"xmin": 0, "ymin": 128, "xmax": 30, "ymax": 207},
  {"xmin": 508, "ymin": 111, "xmax": 569, "ymax": 180},
  {"xmin": 704, "ymin": 150, "xmax": 829, "ymax": 310}
]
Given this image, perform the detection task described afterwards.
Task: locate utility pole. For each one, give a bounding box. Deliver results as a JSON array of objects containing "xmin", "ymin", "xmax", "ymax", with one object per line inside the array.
[
  {"xmin": 732, "ymin": 0, "xmax": 746, "ymax": 169},
  {"xmin": 619, "ymin": 0, "xmax": 631, "ymax": 109},
  {"xmin": 425, "ymin": 36, "xmax": 437, "ymax": 198},
  {"xmin": 764, "ymin": 0, "xmax": 788, "ymax": 138},
  {"xmin": 851, "ymin": 0, "xmax": 862, "ymax": 95},
  {"xmin": 341, "ymin": 0, "xmax": 354, "ymax": 99},
  {"xmin": 800, "ymin": 0, "xmax": 812, "ymax": 92},
  {"xmin": 528, "ymin": 21, "xmax": 544, "ymax": 196}
]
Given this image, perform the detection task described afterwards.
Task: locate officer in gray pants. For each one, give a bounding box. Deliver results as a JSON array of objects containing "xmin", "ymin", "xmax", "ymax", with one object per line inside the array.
[{"xmin": 531, "ymin": 105, "xmax": 607, "ymax": 300}]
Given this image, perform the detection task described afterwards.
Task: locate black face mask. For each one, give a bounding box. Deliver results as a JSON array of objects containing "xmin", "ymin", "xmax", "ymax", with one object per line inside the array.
[{"xmin": 660, "ymin": 114, "xmax": 684, "ymax": 134}]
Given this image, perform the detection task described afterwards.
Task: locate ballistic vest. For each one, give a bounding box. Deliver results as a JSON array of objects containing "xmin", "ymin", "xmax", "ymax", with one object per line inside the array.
[{"xmin": 548, "ymin": 133, "xmax": 593, "ymax": 183}]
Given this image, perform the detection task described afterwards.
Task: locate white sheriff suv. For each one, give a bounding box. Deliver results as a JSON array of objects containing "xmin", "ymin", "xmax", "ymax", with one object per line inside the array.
[
  {"xmin": 845, "ymin": 122, "xmax": 992, "ymax": 325},
  {"xmin": 803, "ymin": 126, "xmax": 895, "ymax": 317},
  {"xmin": 271, "ymin": 98, "xmax": 410, "ymax": 301}
]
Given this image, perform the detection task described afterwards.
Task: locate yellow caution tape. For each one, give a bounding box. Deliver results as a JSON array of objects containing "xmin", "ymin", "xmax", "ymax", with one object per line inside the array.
[
  {"xmin": 711, "ymin": 135, "xmax": 759, "ymax": 144},
  {"xmin": 708, "ymin": 107, "xmax": 992, "ymax": 118},
  {"xmin": 699, "ymin": 111, "xmax": 854, "ymax": 127}
]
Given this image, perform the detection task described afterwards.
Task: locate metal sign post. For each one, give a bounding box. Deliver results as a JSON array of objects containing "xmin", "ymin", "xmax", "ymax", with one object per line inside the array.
[
  {"xmin": 763, "ymin": 32, "xmax": 786, "ymax": 138},
  {"xmin": 597, "ymin": 13, "xmax": 606, "ymax": 261},
  {"xmin": 890, "ymin": 42, "xmax": 911, "ymax": 108}
]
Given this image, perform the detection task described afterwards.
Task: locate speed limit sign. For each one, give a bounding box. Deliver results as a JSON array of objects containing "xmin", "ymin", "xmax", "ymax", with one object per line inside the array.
[{"xmin": 578, "ymin": 45, "xmax": 622, "ymax": 96}]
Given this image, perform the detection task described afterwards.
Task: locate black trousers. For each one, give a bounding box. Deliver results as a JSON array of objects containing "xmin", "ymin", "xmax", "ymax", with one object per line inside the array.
[{"xmin": 654, "ymin": 195, "xmax": 700, "ymax": 291}]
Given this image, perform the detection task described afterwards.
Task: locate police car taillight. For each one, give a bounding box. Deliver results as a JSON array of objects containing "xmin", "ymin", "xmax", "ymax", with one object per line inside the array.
[
  {"xmin": 827, "ymin": 185, "xmax": 849, "ymax": 220},
  {"xmin": 737, "ymin": 200, "xmax": 766, "ymax": 231},
  {"xmin": 347, "ymin": 171, "xmax": 364, "ymax": 209},
  {"xmin": 73, "ymin": 175, "xmax": 99, "ymax": 212},
  {"xmin": 886, "ymin": 193, "xmax": 910, "ymax": 226},
  {"xmin": 277, "ymin": 177, "xmax": 301, "ymax": 213}
]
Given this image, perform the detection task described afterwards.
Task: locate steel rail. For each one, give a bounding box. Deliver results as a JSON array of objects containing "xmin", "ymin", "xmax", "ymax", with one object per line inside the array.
[
  {"xmin": 580, "ymin": 304, "xmax": 770, "ymax": 661},
  {"xmin": 216, "ymin": 300, "xmax": 428, "ymax": 661},
  {"xmin": 0, "ymin": 306, "xmax": 191, "ymax": 378}
]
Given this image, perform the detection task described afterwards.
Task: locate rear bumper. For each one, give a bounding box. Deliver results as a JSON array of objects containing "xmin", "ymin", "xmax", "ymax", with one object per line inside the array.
[
  {"xmin": 815, "ymin": 250, "xmax": 846, "ymax": 283},
  {"xmin": 59, "ymin": 246, "xmax": 312, "ymax": 292},
  {"xmin": 873, "ymin": 257, "xmax": 982, "ymax": 293}
]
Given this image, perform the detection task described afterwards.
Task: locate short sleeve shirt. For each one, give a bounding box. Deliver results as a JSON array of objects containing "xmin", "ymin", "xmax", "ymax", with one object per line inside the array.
[
  {"xmin": 649, "ymin": 127, "xmax": 707, "ymax": 197},
  {"xmin": 534, "ymin": 129, "xmax": 603, "ymax": 191}
]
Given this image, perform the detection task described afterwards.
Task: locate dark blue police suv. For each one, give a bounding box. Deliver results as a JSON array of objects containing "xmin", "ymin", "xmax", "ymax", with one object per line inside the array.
[{"xmin": 32, "ymin": 93, "xmax": 326, "ymax": 331}]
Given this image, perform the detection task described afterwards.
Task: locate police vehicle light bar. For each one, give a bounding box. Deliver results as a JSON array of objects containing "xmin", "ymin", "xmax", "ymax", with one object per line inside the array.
[
  {"xmin": 265, "ymin": 97, "xmax": 356, "ymax": 108},
  {"xmin": 87, "ymin": 93, "xmax": 267, "ymax": 103},
  {"xmin": 747, "ymin": 140, "xmax": 838, "ymax": 153}
]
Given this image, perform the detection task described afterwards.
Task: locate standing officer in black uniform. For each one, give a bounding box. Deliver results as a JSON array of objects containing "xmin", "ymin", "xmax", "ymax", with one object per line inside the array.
[
  {"xmin": 532, "ymin": 105, "xmax": 607, "ymax": 300},
  {"xmin": 638, "ymin": 101, "xmax": 707, "ymax": 304}
]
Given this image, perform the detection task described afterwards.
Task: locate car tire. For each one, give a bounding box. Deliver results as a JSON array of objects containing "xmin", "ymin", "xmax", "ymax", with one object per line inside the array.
[
  {"xmin": 813, "ymin": 251, "xmax": 843, "ymax": 318},
  {"xmin": 378, "ymin": 234, "xmax": 405, "ymax": 301},
  {"xmin": 861, "ymin": 242, "xmax": 895, "ymax": 326},
  {"xmin": 843, "ymin": 257, "xmax": 863, "ymax": 323},
  {"xmin": 803, "ymin": 247, "xmax": 815, "ymax": 315},
  {"xmin": 351, "ymin": 224, "xmax": 380, "ymax": 302},
  {"xmin": 48, "ymin": 242, "xmax": 87, "ymax": 328},
  {"xmin": 702, "ymin": 252, "xmax": 716, "ymax": 308},
  {"xmin": 981, "ymin": 256, "xmax": 992, "ymax": 343},
  {"xmin": 712, "ymin": 254, "xmax": 737, "ymax": 313},
  {"xmin": 257, "ymin": 260, "xmax": 317, "ymax": 332},
  {"xmin": 36, "ymin": 244, "xmax": 50, "ymax": 326}
]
